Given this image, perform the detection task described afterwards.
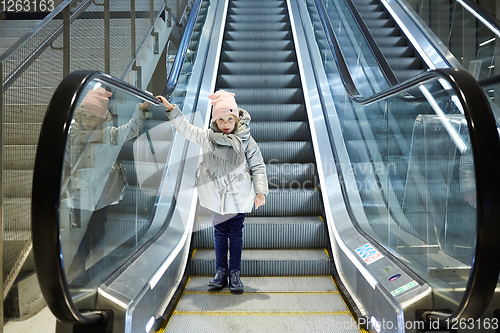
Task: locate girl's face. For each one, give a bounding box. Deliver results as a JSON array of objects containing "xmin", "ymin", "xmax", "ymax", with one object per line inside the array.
[
  {"xmin": 216, "ymin": 114, "xmax": 237, "ymax": 133},
  {"xmin": 80, "ymin": 110, "xmax": 103, "ymax": 130}
]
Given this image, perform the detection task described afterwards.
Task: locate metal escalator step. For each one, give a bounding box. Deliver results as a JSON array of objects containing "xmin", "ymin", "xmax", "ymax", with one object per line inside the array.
[
  {"xmin": 121, "ymin": 160, "xmax": 166, "ymax": 190},
  {"xmin": 354, "ymin": 11, "xmax": 389, "ymax": 20},
  {"xmin": 362, "ymin": 18, "xmax": 393, "ymax": 28},
  {"xmin": 120, "ymin": 139, "xmax": 171, "ymax": 162},
  {"xmin": 227, "ymin": 14, "xmax": 287, "ymax": 23},
  {"xmin": 380, "ymin": 56, "xmax": 422, "ymax": 69},
  {"xmin": 196, "ymin": 188, "xmax": 323, "ymax": 217},
  {"xmin": 368, "ymin": 36, "xmax": 407, "ymax": 47},
  {"xmin": 368, "ymin": 27, "xmax": 401, "ymax": 37},
  {"xmin": 259, "ymin": 141, "xmax": 313, "ymax": 163},
  {"xmin": 226, "ymin": 22, "xmax": 290, "ymax": 32},
  {"xmin": 185, "ymin": 276, "xmax": 337, "ymax": 292},
  {"xmin": 239, "ymin": 103, "xmax": 306, "ymax": 121},
  {"xmin": 165, "ymin": 312, "xmax": 359, "ymax": 333},
  {"xmin": 377, "ymin": 45, "xmax": 415, "ymax": 58},
  {"xmin": 355, "ymin": 3, "xmax": 384, "ymax": 13},
  {"xmin": 109, "ymin": 186, "xmax": 157, "ymax": 215},
  {"xmin": 218, "ymin": 74, "xmax": 301, "ymax": 89},
  {"xmin": 220, "ymin": 50, "xmax": 296, "ymax": 62},
  {"xmin": 223, "ymin": 40, "xmax": 293, "ymax": 51},
  {"xmin": 228, "ymin": 8, "xmax": 286, "ymax": 16},
  {"xmin": 106, "ymin": 213, "xmax": 150, "ymax": 246},
  {"xmin": 228, "ymin": 88, "xmax": 303, "ymax": 104},
  {"xmin": 218, "ymin": 62, "xmax": 298, "ymax": 75},
  {"xmin": 231, "ymin": 0, "xmax": 285, "ymax": 8},
  {"xmin": 395, "ymin": 69, "xmax": 426, "ymax": 82},
  {"xmin": 224, "ymin": 30, "xmax": 292, "ymax": 41},
  {"xmin": 266, "ymin": 163, "xmax": 317, "ymax": 189},
  {"xmin": 166, "ymin": 275, "xmax": 358, "ymax": 333},
  {"xmin": 250, "ymin": 121, "xmax": 309, "ymax": 141},
  {"xmin": 251, "ymin": 188, "xmax": 323, "ymax": 216},
  {"xmin": 191, "ymin": 248, "xmax": 330, "ymax": 275},
  {"xmin": 192, "ymin": 216, "xmax": 327, "ymax": 248}
]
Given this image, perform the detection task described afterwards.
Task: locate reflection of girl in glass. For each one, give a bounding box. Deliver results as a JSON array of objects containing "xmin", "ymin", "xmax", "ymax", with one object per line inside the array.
[{"xmin": 66, "ymin": 86, "xmax": 148, "ymax": 279}]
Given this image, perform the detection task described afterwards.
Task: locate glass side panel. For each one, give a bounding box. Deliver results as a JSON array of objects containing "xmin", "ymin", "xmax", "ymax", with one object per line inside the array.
[
  {"xmin": 60, "ymin": 6, "xmax": 208, "ymax": 301},
  {"xmin": 403, "ymin": 0, "xmax": 499, "ymax": 79},
  {"xmin": 318, "ymin": 0, "xmax": 390, "ymax": 94},
  {"xmin": 401, "ymin": 0, "xmax": 500, "ymax": 112},
  {"xmin": 61, "ymin": 80, "xmax": 167, "ymax": 293},
  {"xmin": 307, "ymin": 0, "xmax": 476, "ymax": 308}
]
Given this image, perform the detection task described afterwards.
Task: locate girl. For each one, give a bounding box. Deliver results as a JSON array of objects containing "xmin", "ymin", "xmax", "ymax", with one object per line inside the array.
[{"xmin": 157, "ymin": 90, "xmax": 268, "ymax": 292}]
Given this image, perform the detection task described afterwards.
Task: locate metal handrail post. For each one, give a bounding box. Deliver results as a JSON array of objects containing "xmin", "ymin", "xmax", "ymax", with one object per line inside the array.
[
  {"xmin": 104, "ymin": 0, "xmax": 110, "ymax": 74},
  {"xmin": 63, "ymin": 6, "xmax": 70, "ymax": 77},
  {"xmin": 0, "ymin": 60, "xmax": 4, "ymax": 330}
]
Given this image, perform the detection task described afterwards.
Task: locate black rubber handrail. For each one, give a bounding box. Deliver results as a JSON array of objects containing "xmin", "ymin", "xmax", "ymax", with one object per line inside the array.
[
  {"xmin": 161, "ymin": 0, "xmax": 203, "ymax": 99},
  {"xmin": 459, "ymin": 0, "xmax": 500, "ymax": 35},
  {"xmin": 31, "ymin": 70, "xmax": 160, "ymax": 324},
  {"xmin": 341, "ymin": 0, "xmax": 500, "ymax": 93},
  {"xmin": 342, "ymin": 0, "xmax": 400, "ymax": 86},
  {"xmin": 314, "ymin": 0, "xmax": 500, "ymax": 325}
]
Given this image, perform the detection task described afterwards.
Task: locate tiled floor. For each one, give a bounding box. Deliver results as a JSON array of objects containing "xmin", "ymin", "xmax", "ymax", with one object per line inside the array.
[{"xmin": 4, "ymin": 306, "xmax": 57, "ymax": 332}]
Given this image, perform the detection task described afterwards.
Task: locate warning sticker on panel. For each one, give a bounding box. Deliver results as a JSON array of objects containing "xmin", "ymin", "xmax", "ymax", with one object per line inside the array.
[
  {"xmin": 355, "ymin": 243, "xmax": 384, "ymax": 265},
  {"xmin": 391, "ymin": 280, "xmax": 419, "ymax": 297}
]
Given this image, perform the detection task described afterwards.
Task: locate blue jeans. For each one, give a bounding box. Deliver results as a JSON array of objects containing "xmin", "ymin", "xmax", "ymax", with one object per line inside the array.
[{"xmin": 212, "ymin": 212, "xmax": 245, "ymax": 271}]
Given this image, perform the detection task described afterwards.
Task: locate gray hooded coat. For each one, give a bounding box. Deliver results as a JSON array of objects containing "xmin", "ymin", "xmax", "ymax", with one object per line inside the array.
[{"xmin": 166, "ymin": 105, "xmax": 268, "ymax": 214}]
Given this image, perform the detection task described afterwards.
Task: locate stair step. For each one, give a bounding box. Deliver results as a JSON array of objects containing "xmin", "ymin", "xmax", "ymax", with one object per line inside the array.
[
  {"xmin": 250, "ymin": 121, "xmax": 310, "ymax": 141},
  {"xmin": 227, "ymin": 14, "xmax": 287, "ymax": 23},
  {"xmin": 218, "ymin": 74, "xmax": 301, "ymax": 89},
  {"xmin": 166, "ymin": 276, "xmax": 357, "ymax": 332},
  {"xmin": 196, "ymin": 188, "xmax": 323, "ymax": 217},
  {"xmin": 4, "ymin": 123, "xmax": 42, "ymax": 145},
  {"xmin": 218, "ymin": 61, "xmax": 298, "ymax": 75},
  {"xmin": 191, "ymin": 248, "xmax": 330, "ymax": 276},
  {"xmin": 221, "ymin": 50, "xmax": 296, "ymax": 62},
  {"xmin": 185, "ymin": 275, "xmax": 337, "ymax": 292},
  {"xmin": 223, "ymin": 40, "xmax": 293, "ymax": 51},
  {"xmin": 193, "ymin": 216, "xmax": 327, "ymax": 248}
]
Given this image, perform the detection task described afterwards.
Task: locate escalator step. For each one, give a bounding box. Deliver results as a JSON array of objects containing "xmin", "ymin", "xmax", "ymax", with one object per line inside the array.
[
  {"xmin": 192, "ymin": 216, "xmax": 327, "ymax": 248},
  {"xmin": 226, "ymin": 22, "xmax": 290, "ymax": 32},
  {"xmin": 259, "ymin": 141, "xmax": 314, "ymax": 163},
  {"xmin": 220, "ymin": 50, "xmax": 296, "ymax": 62},
  {"xmin": 223, "ymin": 40, "xmax": 293, "ymax": 51},
  {"xmin": 250, "ymin": 121, "xmax": 310, "ymax": 141},
  {"xmin": 218, "ymin": 74, "xmax": 301, "ymax": 88},
  {"xmin": 191, "ymin": 248, "xmax": 330, "ymax": 275},
  {"xmin": 197, "ymin": 188, "xmax": 323, "ymax": 217},
  {"xmin": 238, "ymin": 103, "xmax": 306, "ymax": 121},
  {"xmin": 224, "ymin": 31, "xmax": 292, "ymax": 41},
  {"xmin": 228, "ymin": 88, "xmax": 303, "ymax": 104},
  {"xmin": 228, "ymin": 8, "xmax": 286, "ymax": 16},
  {"xmin": 227, "ymin": 14, "xmax": 287, "ymax": 23},
  {"xmin": 218, "ymin": 62, "xmax": 298, "ymax": 75}
]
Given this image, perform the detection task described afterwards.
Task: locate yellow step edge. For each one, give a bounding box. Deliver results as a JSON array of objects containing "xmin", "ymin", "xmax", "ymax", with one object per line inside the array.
[
  {"xmin": 172, "ymin": 310, "xmax": 352, "ymax": 316},
  {"xmin": 182, "ymin": 290, "xmax": 340, "ymax": 295},
  {"xmin": 189, "ymin": 275, "xmax": 335, "ymax": 278}
]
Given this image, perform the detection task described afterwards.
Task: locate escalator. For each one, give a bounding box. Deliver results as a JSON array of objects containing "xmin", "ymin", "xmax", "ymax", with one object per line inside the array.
[
  {"xmin": 162, "ymin": 0, "xmax": 358, "ymax": 330},
  {"xmin": 29, "ymin": 0, "xmax": 500, "ymax": 332}
]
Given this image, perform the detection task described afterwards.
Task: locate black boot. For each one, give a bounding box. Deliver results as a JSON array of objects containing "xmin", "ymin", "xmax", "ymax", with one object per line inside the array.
[
  {"xmin": 208, "ymin": 267, "xmax": 228, "ymax": 288},
  {"xmin": 229, "ymin": 269, "xmax": 244, "ymax": 292}
]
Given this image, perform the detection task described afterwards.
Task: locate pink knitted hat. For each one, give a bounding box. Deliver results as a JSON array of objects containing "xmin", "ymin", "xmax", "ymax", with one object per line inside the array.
[
  {"xmin": 209, "ymin": 90, "xmax": 239, "ymax": 122},
  {"xmin": 80, "ymin": 87, "xmax": 112, "ymax": 118}
]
